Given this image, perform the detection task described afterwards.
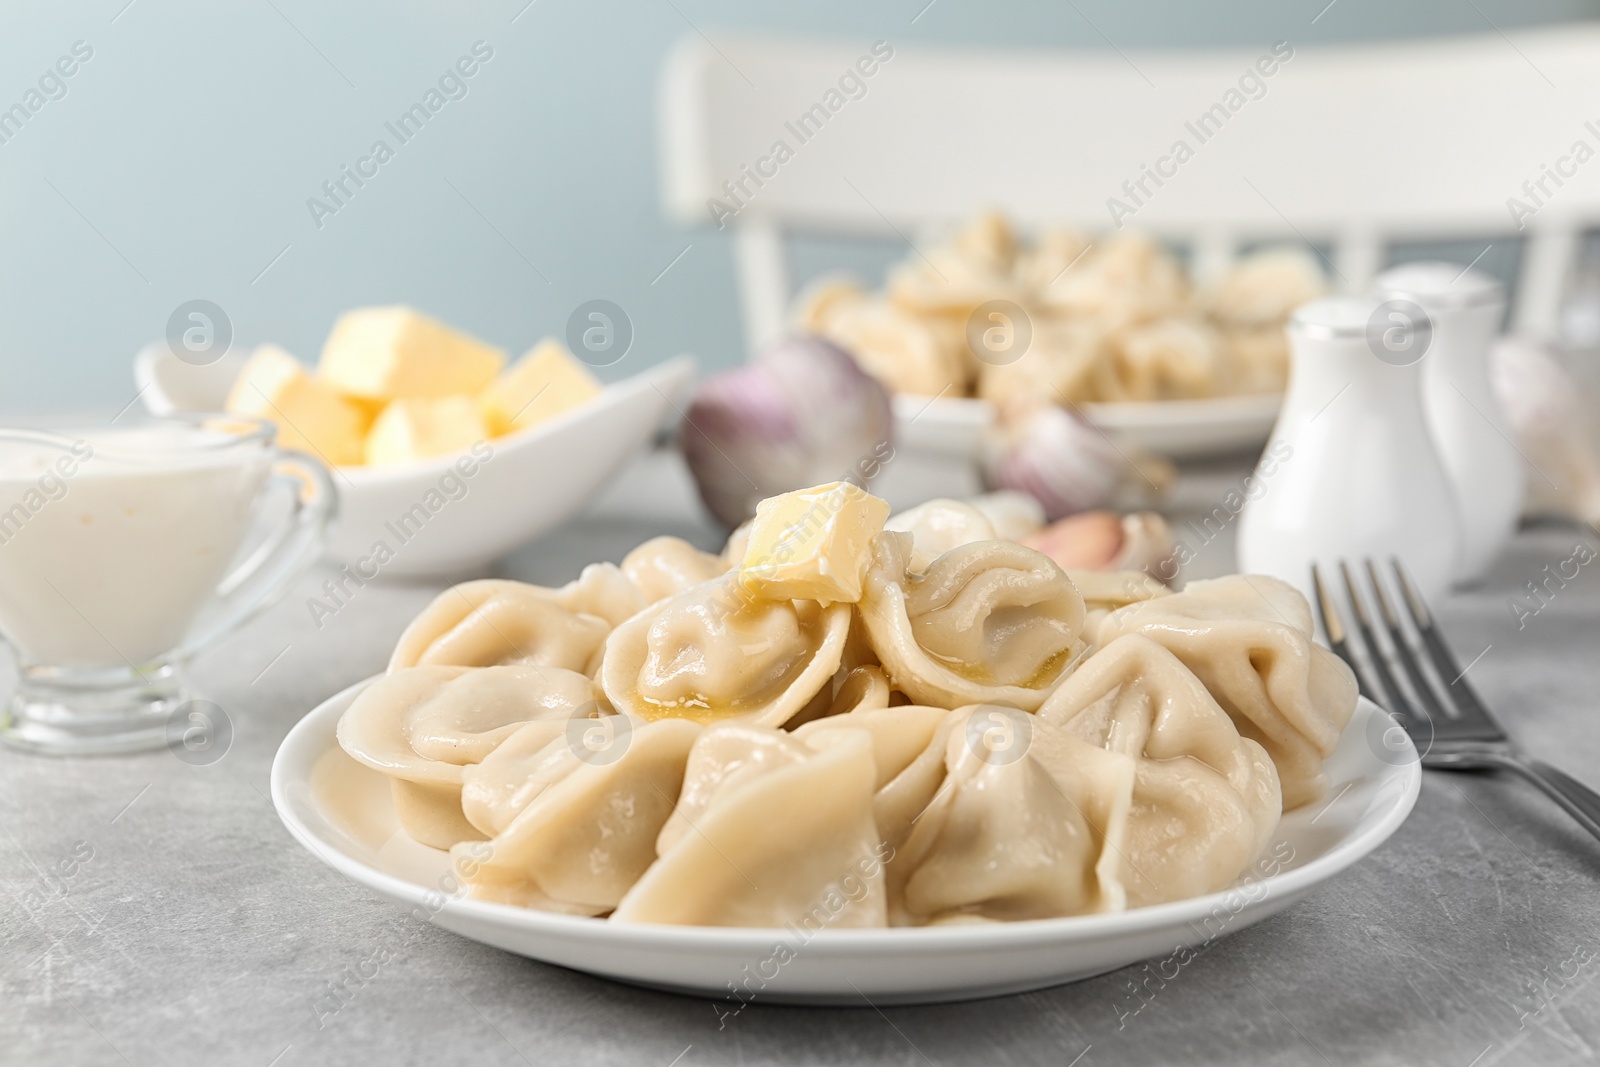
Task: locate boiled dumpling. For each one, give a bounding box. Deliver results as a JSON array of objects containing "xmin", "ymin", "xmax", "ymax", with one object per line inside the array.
[
  {"xmin": 1038, "ymin": 633, "xmax": 1282, "ymax": 906},
  {"xmin": 453, "ymin": 718, "xmax": 701, "ymax": 915},
  {"xmin": 612, "ymin": 723, "xmax": 888, "ymax": 928},
  {"xmin": 336, "ymin": 664, "xmax": 597, "ymax": 848},
  {"xmin": 600, "ymin": 572, "xmax": 851, "ymax": 727},
  {"xmin": 859, "ymin": 533, "xmax": 1088, "ymax": 711},
  {"xmin": 459, "ymin": 709, "xmax": 638, "ymax": 837},
  {"xmin": 965, "ymin": 490, "xmax": 1047, "ymax": 542},
  {"xmin": 1095, "ymin": 575, "xmax": 1358, "ymax": 808},
  {"xmin": 1204, "ymin": 248, "xmax": 1327, "ymax": 329},
  {"xmin": 815, "ymin": 296, "xmax": 967, "ymax": 397},
  {"xmin": 721, "ymin": 521, "xmax": 753, "ymax": 567},
  {"xmin": 389, "ymin": 571, "xmax": 641, "ymax": 675},
  {"xmin": 794, "ymin": 703, "xmax": 955, "ymax": 852},
  {"xmin": 1204, "ymin": 249, "xmax": 1326, "ymax": 396},
  {"xmin": 889, "ymin": 704, "xmax": 1134, "ymax": 925},
  {"xmin": 1015, "ymin": 227, "xmax": 1094, "ymax": 298},
  {"xmin": 1062, "ymin": 568, "xmax": 1170, "ymax": 610},
  {"xmin": 792, "ymin": 274, "xmax": 872, "ymax": 333},
  {"xmin": 1038, "ymin": 233, "xmax": 1189, "ymax": 330},
  {"xmin": 621, "ymin": 536, "xmax": 729, "ymax": 605},
  {"xmin": 976, "ymin": 315, "xmax": 1106, "ymax": 406},
  {"xmin": 1094, "ymin": 317, "xmax": 1226, "ymax": 402},
  {"xmin": 824, "ymin": 664, "xmax": 894, "ymax": 717},
  {"xmin": 885, "ymin": 499, "xmax": 997, "ymax": 572},
  {"xmin": 550, "ymin": 562, "xmax": 651, "ymax": 627},
  {"xmin": 1062, "ymin": 567, "xmax": 1172, "ymax": 645},
  {"xmin": 887, "ymin": 210, "xmax": 1023, "ymax": 316},
  {"xmin": 1217, "ymin": 324, "xmax": 1292, "ymax": 395}
]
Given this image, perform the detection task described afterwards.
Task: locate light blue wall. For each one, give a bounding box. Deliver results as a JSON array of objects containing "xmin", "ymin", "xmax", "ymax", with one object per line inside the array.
[{"xmin": 1, "ymin": 0, "xmax": 1593, "ymax": 413}]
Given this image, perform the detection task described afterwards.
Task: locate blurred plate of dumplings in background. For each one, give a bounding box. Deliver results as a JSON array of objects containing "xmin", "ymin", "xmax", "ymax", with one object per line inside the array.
[{"xmin": 798, "ymin": 212, "xmax": 1318, "ymax": 460}]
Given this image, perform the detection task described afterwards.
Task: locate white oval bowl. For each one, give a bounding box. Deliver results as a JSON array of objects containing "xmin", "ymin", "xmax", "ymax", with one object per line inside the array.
[
  {"xmin": 135, "ymin": 346, "xmax": 695, "ymax": 576},
  {"xmin": 272, "ymin": 679, "xmax": 1419, "ymax": 1006},
  {"xmin": 891, "ymin": 393, "xmax": 1282, "ymax": 460}
]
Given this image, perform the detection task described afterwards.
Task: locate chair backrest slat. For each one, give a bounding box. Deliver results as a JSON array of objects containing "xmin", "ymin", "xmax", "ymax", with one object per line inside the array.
[{"xmin": 662, "ymin": 28, "xmax": 1600, "ymax": 342}]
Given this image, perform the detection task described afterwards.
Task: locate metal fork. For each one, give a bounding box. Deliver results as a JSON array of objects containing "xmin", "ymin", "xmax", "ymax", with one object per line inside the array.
[{"xmin": 1312, "ymin": 559, "xmax": 1600, "ymax": 843}]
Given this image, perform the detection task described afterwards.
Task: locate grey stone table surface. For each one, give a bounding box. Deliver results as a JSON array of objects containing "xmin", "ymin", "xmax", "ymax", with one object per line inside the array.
[{"xmin": 4, "ymin": 451, "xmax": 1600, "ymax": 1067}]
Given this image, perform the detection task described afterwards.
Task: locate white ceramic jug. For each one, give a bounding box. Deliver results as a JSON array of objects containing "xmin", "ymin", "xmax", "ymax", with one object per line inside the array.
[
  {"xmin": 1374, "ymin": 262, "xmax": 1522, "ymax": 584},
  {"xmin": 1237, "ymin": 295, "xmax": 1461, "ymax": 606}
]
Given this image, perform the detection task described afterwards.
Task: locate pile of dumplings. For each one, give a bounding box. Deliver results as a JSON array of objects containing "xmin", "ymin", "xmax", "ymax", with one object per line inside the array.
[
  {"xmin": 338, "ymin": 483, "xmax": 1358, "ymax": 929},
  {"xmin": 795, "ymin": 211, "xmax": 1327, "ymax": 407}
]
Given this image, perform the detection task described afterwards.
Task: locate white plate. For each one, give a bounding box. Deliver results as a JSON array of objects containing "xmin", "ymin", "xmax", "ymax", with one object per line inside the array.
[
  {"xmin": 272, "ymin": 680, "xmax": 1419, "ymax": 1005},
  {"xmin": 136, "ymin": 346, "xmax": 695, "ymax": 577},
  {"xmin": 892, "ymin": 393, "xmax": 1282, "ymax": 461}
]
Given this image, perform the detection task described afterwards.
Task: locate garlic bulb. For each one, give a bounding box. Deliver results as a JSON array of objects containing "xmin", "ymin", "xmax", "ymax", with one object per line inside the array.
[
  {"xmin": 679, "ymin": 335, "xmax": 895, "ymax": 527},
  {"xmin": 981, "ymin": 402, "xmax": 1132, "ymax": 520},
  {"xmin": 1490, "ymin": 336, "xmax": 1600, "ymax": 525}
]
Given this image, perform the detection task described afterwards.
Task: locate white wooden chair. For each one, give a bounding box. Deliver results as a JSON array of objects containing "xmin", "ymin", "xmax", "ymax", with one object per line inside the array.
[{"xmin": 660, "ymin": 27, "xmax": 1600, "ymax": 351}]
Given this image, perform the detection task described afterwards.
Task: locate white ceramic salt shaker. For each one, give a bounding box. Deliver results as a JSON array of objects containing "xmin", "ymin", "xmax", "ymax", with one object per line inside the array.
[
  {"xmin": 1237, "ymin": 295, "xmax": 1461, "ymax": 605},
  {"xmin": 1374, "ymin": 261, "xmax": 1522, "ymax": 584}
]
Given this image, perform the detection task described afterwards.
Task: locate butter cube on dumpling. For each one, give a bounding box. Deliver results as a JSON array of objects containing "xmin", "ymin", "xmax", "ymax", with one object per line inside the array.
[
  {"xmin": 224, "ymin": 344, "xmax": 369, "ymax": 465},
  {"xmin": 739, "ymin": 482, "xmax": 891, "ymax": 605},
  {"xmin": 365, "ymin": 395, "xmax": 489, "ymax": 466},
  {"xmin": 319, "ymin": 305, "xmax": 504, "ymax": 400},
  {"xmin": 480, "ymin": 339, "xmax": 602, "ymax": 436}
]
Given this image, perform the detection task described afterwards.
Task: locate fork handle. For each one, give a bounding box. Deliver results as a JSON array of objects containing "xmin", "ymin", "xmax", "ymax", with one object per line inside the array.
[
  {"xmin": 1426, "ymin": 751, "xmax": 1600, "ymax": 843},
  {"xmin": 1484, "ymin": 754, "xmax": 1600, "ymax": 843},
  {"xmin": 1525, "ymin": 760, "xmax": 1600, "ymax": 842}
]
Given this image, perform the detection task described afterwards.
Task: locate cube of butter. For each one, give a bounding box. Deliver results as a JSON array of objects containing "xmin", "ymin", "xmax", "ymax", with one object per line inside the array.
[
  {"xmin": 480, "ymin": 339, "xmax": 602, "ymax": 436},
  {"xmin": 364, "ymin": 396, "xmax": 489, "ymax": 467},
  {"xmin": 739, "ymin": 482, "xmax": 891, "ymax": 604},
  {"xmin": 318, "ymin": 306, "xmax": 504, "ymax": 401},
  {"xmin": 225, "ymin": 345, "xmax": 369, "ymax": 466}
]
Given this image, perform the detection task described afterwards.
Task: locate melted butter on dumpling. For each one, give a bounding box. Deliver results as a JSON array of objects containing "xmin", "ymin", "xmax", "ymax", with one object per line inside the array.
[{"xmin": 600, "ymin": 572, "xmax": 849, "ymax": 727}]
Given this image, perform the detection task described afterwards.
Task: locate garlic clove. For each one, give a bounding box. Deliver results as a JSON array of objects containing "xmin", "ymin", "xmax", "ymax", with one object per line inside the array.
[
  {"xmin": 1111, "ymin": 511, "xmax": 1177, "ymax": 574},
  {"xmin": 1022, "ymin": 510, "xmax": 1125, "ymax": 570},
  {"xmin": 981, "ymin": 402, "xmax": 1130, "ymax": 521},
  {"xmin": 1022, "ymin": 510, "xmax": 1176, "ymax": 579},
  {"xmin": 1491, "ymin": 335, "xmax": 1600, "ymax": 526}
]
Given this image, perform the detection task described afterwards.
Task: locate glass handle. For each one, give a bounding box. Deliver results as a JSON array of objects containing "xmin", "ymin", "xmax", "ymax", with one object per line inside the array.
[{"xmin": 170, "ymin": 448, "xmax": 338, "ymax": 661}]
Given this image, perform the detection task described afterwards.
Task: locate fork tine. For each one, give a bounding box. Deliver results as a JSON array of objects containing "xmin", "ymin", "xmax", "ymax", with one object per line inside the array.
[
  {"xmin": 1339, "ymin": 560, "xmax": 1425, "ymax": 723},
  {"xmin": 1390, "ymin": 559, "xmax": 1502, "ymax": 734},
  {"xmin": 1363, "ymin": 559, "xmax": 1450, "ymax": 722},
  {"xmin": 1311, "ymin": 563, "xmax": 1380, "ymax": 704}
]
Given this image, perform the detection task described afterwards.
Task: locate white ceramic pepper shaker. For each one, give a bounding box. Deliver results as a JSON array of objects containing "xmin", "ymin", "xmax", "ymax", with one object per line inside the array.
[
  {"xmin": 1374, "ymin": 261, "xmax": 1522, "ymax": 584},
  {"xmin": 1237, "ymin": 295, "xmax": 1461, "ymax": 605}
]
